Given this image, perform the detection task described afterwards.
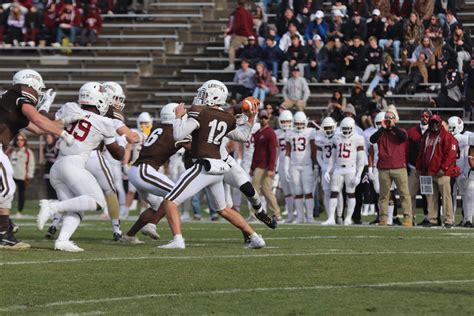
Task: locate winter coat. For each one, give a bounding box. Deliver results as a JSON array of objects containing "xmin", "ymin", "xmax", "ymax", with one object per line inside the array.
[{"xmin": 254, "ymin": 68, "xmax": 279, "ymax": 95}]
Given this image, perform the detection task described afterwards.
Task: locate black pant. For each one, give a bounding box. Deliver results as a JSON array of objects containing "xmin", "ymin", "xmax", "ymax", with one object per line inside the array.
[
  {"xmin": 354, "ymin": 168, "xmax": 372, "ymax": 222},
  {"xmin": 14, "ymin": 179, "xmax": 25, "ymax": 213},
  {"xmin": 45, "ymin": 177, "xmax": 57, "ymax": 200}
]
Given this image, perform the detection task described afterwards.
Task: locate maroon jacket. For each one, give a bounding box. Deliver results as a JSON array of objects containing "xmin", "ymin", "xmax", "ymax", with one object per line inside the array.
[
  {"xmin": 406, "ymin": 124, "xmax": 427, "ymax": 168},
  {"xmin": 370, "ymin": 126, "xmax": 408, "ymax": 170},
  {"xmin": 231, "ymin": 5, "xmax": 254, "ymax": 37},
  {"xmin": 416, "ymin": 128, "xmax": 458, "ymax": 177},
  {"xmin": 251, "ymin": 125, "xmax": 277, "ymax": 172},
  {"xmin": 43, "ymin": 7, "xmax": 58, "ymax": 29},
  {"xmin": 58, "ymin": 7, "xmax": 81, "ymax": 28},
  {"xmin": 82, "ymin": 9, "xmax": 102, "ymax": 33}
]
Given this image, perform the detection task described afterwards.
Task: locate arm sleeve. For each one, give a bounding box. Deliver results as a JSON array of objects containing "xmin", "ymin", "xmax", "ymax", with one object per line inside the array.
[
  {"xmin": 103, "ymin": 122, "xmax": 116, "ymax": 145},
  {"xmin": 267, "ymin": 130, "xmax": 278, "ymax": 171},
  {"xmin": 392, "ymin": 126, "xmax": 407, "ymax": 142},
  {"xmin": 226, "ymin": 122, "xmax": 252, "ymax": 142},
  {"xmin": 369, "ymin": 128, "xmax": 384, "ymax": 144},
  {"xmin": 302, "ymin": 81, "xmax": 310, "ymax": 101},
  {"xmin": 27, "ymin": 149, "xmax": 35, "ymax": 179},
  {"xmin": 173, "ymin": 118, "xmax": 199, "ymax": 141}
]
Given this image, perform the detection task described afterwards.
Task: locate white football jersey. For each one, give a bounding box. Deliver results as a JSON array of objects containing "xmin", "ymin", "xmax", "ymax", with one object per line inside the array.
[
  {"xmin": 275, "ymin": 128, "xmax": 289, "ymax": 164},
  {"xmin": 55, "ymin": 102, "xmax": 116, "ymax": 163},
  {"xmin": 242, "ymin": 122, "xmax": 260, "ymax": 166},
  {"xmin": 286, "ymin": 128, "xmax": 316, "ymax": 166},
  {"xmin": 130, "ymin": 128, "xmax": 144, "ymax": 164},
  {"xmin": 331, "ymin": 133, "xmax": 365, "ymax": 169},
  {"xmin": 363, "ymin": 127, "xmax": 379, "ymax": 165},
  {"xmin": 315, "ymin": 131, "xmax": 334, "ymax": 170},
  {"xmin": 455, "ymin": 133, "xmax": 470, "ymax": 173}
]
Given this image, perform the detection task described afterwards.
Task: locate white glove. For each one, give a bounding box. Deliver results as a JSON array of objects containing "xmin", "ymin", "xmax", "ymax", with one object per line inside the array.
[
  {"xmin": 367, "ymin": 167, "xmax": 375, "ymax": 181},
  {"xmin": 351, "ymin": 174, "xmax": 361, "ymax": 186},
  {"xmin": 38, "ymin": 88, "xmax": 56, "ymax": 113},
  {"xmin": 60, "ymin": 130, "xmax": 74, "ymax": 146},
  {"xmin": 62, "ymin": 113, "xmax": 84, "ymax": 125},
  {"xmin": 116, "ymin": 134, "xmax": 128, "ymax": 148},
  {"xmin": 324, "ymin": 171, "xmax": 331, "ymax": 183}
]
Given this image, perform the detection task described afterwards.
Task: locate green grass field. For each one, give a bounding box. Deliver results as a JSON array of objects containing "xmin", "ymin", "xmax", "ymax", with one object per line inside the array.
[{"xmin": 2, "ymin": 202, "xmax": 474, "ymax": 315}]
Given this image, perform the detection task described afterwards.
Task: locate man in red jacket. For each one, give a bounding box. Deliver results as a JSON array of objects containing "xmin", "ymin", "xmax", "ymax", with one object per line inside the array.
[
  {"xmin": 250, "ymin": 109, "xmax": 281, "ymax": 220},
  {"xmin": 54, "ymin": 0, "xmax": 81, "ymax": 46},
  {"xmin": 224, "ymin": 0, "xmax": 254, "ymax": 72},
  {"xmin": 416, "ymin": 114, "xmax": 458, "ymax": 228},
  {"xmin": 80, "ymin": 4, "xmax": 102, "ymax": 46}
]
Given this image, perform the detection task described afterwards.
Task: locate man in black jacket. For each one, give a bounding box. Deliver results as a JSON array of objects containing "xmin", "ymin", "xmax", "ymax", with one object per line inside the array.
[
  {"xmin": 342, "ymin": 11, "xmax": 367, "ymax": 42},
  {"xmin": 338, "ymin": 35, "xmax": 365, "ymax": 83},
  {"xmin": 305, "ymin": 34, "xmax": 328, "ymax": 82}
]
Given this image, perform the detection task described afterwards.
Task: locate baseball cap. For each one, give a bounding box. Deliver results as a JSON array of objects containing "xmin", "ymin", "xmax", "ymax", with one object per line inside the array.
[
  {"xmin": 333, "ymin": 9, "xmax": 344, "ymax": 17},
  {"xmin": 372, "ymin": 9, "xmax": 381, "ymax": 16},
  {"xmin": 259, "ymin": 109, "xmax": 269, "ymax": 118},
  {"xmin": 343, "ymin": 104, "xmax": 356, "ymax": 116},
  {"xmin": 430, "ymin": 114, "xmax": 442, "ymax": 122},
  {"xmin": 353, "ymin": 11, "xmax": 360, "ymax": 16},
  {"xmin": 248, "ymin": 35, "xmax": 256, "ymax": 40},
  {"xmin": 291, "ymin": 66, "xmax": 300, "ymax": 72},
  {"xmin": 315, "ymin": 10, "xmax": 324, "ymax": 19},
  {"xmin": 313, "ymin": 34, "xmax": 322, "ymax": 41}
]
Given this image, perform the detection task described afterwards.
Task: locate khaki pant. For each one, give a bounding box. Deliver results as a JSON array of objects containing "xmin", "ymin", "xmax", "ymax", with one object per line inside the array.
[
  {"xmin": 252, "ymin": 168, "xmax": 281, "ymax": 218},
  {"xmin": 407, "ymin": 168, "xmax": 420, "ymax": 219},
  {"xmin": 379, "ymin": 168, "xmax": 412, "ymax": 221},
  {"xmin": 426, "ymin": 175, "xmax": 454, "ymax": 225},
  {"xmin": 228, "ymin": 35, "xmax": 248, "ymax": 65},
  {"xmin": 281, "ymin": 99, "xmax": 306, "ymax": 112}
]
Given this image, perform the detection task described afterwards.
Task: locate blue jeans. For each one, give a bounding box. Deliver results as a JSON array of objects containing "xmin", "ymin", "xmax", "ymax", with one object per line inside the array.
[
  {"xmin": 367, "ymin": 74, "xmax": 399, "ymax": 93},
  {"xmin": 379, "ymin": 39, "xmax": 401, "ymax": 61},
  {"xmin": 191, "ymin": 190, "xmax": 217, "ymax": 218},
  {"xmin": 56, "ymin": 26, "xmax": 77, "ymax": 44},
  {"xmin": 265, "ymin": 61, "xmax": 278, "ymax": 79},
  {"xmin": 253, "ymin": 86, "xmax": 269, "ymax": 103}
]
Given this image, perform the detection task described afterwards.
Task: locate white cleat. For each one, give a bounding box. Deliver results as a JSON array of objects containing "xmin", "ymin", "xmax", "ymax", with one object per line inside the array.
[
  {"xmin": 141, "ymin": 223, "xmax": 160, "ymax": 240},
  {"xmin": 321, "ymin": 219, "xmax": 336, "ymax": 226},
  {"xmin": 344, "ymin": 218, "xmax": 353, "ymax": 226},
  {"xmin": 37, "ymin": 199, "xmax": 54, "ymax": 230},
  {"xmin": 158, "ymin": 238, "xmax": 185, "ymax": 249},
  {"xmin": 54, "ymin": 240, "xmax": 84, "ymax": 252},
  {"xmin": 248, "ymin": 234, "xmax": 265, "ymax": 249},
  {"xmin": 121, "ymin": 235, "xmax": 145, "ymax": 245}
]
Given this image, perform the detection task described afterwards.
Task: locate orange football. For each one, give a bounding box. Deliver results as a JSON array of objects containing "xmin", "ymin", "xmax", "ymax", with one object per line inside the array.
[{"xmin": 241, "ymin": 96, "xmax": 260, "ymax": 112}]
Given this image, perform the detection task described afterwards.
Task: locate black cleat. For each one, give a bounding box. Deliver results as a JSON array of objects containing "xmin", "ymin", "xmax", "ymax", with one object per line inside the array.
[
  {"xmin": 417, "ymin": 218, "xmax": 430, "ymax": 226},
  {"xmin": 113, "ymin": 232, "xmax": 123, "ymax": 241},
  {"xmin": 422, "ymin": 221, "xmax": 434, "ymax": 228},
  {"xmin": 444, "ymin": 223, "xmax": 453, "ymax": 229},
  {"xmin": 45, "ymin": 226, "xmax": 57, "ymax": 240},
  {"xmin": 392, "ymin": 218, "xmax": 402, "ymax": 226},
  {"xmin": 255, "ymin": 211, "xmax": 278, "ymax": 229},
  {"xmin": 0, "ymin": 231, "xmax": 30, "ymax": 249},
  {"xmin": 463, "ymin": 221, "xmax": 473, "ymax": 228},
  {"xmin": 242, "ymin": 231, "xmax": 250, "ymax": 244},
  {"xmin": 456, "ymin": 220, "xmax": 465, "ymax": 227},
  {"xmin": 9, "ymin": 219, "xmax": 19, "ymax": 234},
  {"xmin": 369, "ymin": 217, "xmax": 379, "ymax": 225}
]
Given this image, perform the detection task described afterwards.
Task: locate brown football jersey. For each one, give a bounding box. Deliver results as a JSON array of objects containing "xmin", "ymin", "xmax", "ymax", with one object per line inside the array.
[
  {"xmin": 0, "ymin": 84, "xmax": 39, "ymax": 148},
  {"xmin": 188, "ymin": 106, "xmax": 237, "ymax": 159},
  {"xmin": 134, "ymin": 123, "xmax": 178, "ymax": 170},
  {"xmin": 106, "ymin": 106, "xmax": 125, "ymax": 123}
]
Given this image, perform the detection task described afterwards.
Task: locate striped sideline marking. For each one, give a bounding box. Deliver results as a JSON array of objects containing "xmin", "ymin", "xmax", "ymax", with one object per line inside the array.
[
  {"xmin": 1, "ymin": 279, "xmax": 473, "ymax": 312},
  {"xmin": 2, "ymin": 250, "xmax": 474, "ymax": 267}
]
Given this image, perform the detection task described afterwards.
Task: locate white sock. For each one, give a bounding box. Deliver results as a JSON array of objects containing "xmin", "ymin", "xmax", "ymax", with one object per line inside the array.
[
  {"xmin": 57, "ymin": 212, "xmax": 81, "ymax": 241},
  {"xmin": 345, "ymin": 198, "xmax": 356, "ymax": 222},
  {"xmin": 111, "ymin": 219, "xmax": 121, "ymax": 234},
  {"xmin": 174, "ymin": 234, "xmax": 184, "ymax": 241},
  {"xmin": 388, "ymin": 203, "xmax": 394, "ymax": 225},
  {"xmin": 327, "ymin": 198, "xmax": 337, "ymax": 223},
  {"xmin": 362, "ymin": 204, "xmax": 369, "ymax": 215},
  {"xmin": 323, "ymin": 191, "xmax": 331, "ymax": 214},
  {"xmin": 336, "ymin": 194, "xmax": 344, "ymax": 217},
  {"xmin": 50, "ymin": 196, "xmax": 98, "ymax": 213},
  {"xmin": 50, "ymin": 213, "xmax": 62, "ymax": 229},
  {"xmin": 260, "ymin": 195, "xmax": 267, "ymax": 210},
  {"xmin": 294, "ymin": 198, "xmax": 304, "ymax": 222},
  {"xmin": 369, "ymin": 204, "xmax": 375, "ymax": 215},
  {"xmin": 285, "ymin": 196, "xmax": 294, "ymax": 221},
  {"xmin": 305, "ymin": 198, "xmax": 314, "ymax": 222}
]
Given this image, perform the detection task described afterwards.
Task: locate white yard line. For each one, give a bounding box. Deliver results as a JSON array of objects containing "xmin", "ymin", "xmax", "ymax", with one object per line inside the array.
[
  {"xmin": 1, "ymin": 279, "xmax": 473, "ymax": 312},
  {"xmin": 2, "ymin": 250, "xmax": 474, "ymax": 267}
]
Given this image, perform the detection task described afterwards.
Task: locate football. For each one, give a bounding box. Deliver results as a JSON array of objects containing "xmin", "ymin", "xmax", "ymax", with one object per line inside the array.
[{"xmin": 241, "ymin": 96, "xmax": 260, "ymax": 113}]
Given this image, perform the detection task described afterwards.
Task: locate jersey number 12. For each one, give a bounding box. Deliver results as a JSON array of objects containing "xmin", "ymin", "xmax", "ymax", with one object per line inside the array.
[{"xmin": 208, "ymin": 119, "xmax": 227, "ymax": 145}]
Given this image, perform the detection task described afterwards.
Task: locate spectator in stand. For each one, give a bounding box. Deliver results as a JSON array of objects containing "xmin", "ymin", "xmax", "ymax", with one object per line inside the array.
[
  {"xmin": 24, "ymin": 5, "xmax": 41, "ymax": 46},
  {"xmin": 379, "ymin": 15, "xmax": 403, "ymax": 63},
  {"xmin": 367, "ymin": 9, "xmax": 385, "ymax": 41},
  {"xmin": 348, "ymin": 83, "xmax": 370, "ymax": 128},
  {"xmin": 295, "ymin": 0, "xmax": 318, "ymax": 27},
  {"xmin": 445, "ymin": 10, "xmax": 459, "ymax": 39},
  {"xmin": 279, "ymin": 21, "xmax": 305, "ymax": 53},
  {"xmin": 432, "ymin": 62, "xmax": 463, "ymax": 108},
  {"xmin": 80, "ymin": 3, "xmax": 102, "ymax": 46},
  {"xmin": 326, "ymin": 90, "xmax": 347, "ymax": 122},
  {"xmin": 406, "ymin": 109, "xmax": 431, "ymax": 225},
  {"xmin": 350, "ymin": 0, "xmax": 369, "ymax": 17},
  {"xmin": 7, "ymin": 133, "xmax": 35, "ymax": 218},
  {"xmin": 250, "ymin": 109, "xmax": 281, "ymax": 221},
  {"xmin": 342, "ymin": 11, "xmax": 367, "ymax": 42},
  {"xmin": 331, "ymin": 0, "xmax": 347, "ymax": 17},
  {"xmin": 262, "ymin": 36, "xmax": 285, "ymax": 81},
  {"xmin": 362, "ymin": 36, "xmax": 383, "ymax": 83},
  {"xmin": 325, "ymin": 37, "xmax": 344, "ymax": 82},
  {"xmin": 413, "ymin": 0, "xmax": 435, "ymax": 23},
  {"xmin": 425, "ymin": 15, "xmax": 446, "ymax": 51},
  {"xmin": 253, "ymin": 3, "xmax": 268, "ymax": 46},
  {"xmin": 224, "ymin": 0, "xmax": 254, "ymax": 72},
  {"xmin": 239, "ymin": 35, "xmax": 262, "ymax": 68},
  {"xmin": 416, "ymin": 114, "xmax": 458, "ymax": 228},
  {"xmin": 230, "ymin": 58, "xmax": 256, "ymax": 100},
  {"xmin": 40, "ymin": 2, "xmax": 58, "ymax": 47},
  {"xmin": 4, "ymin": 2, "xmax": 27, "ymax": 47},
  {"xmin": 403, "ymin": 12, "xmax": 425, "ymax": 54},
  {"xmin": 305, "ymin": 34, "xmax": 328, "ymax": 82},
  {"xmin": 464, "ymin": 56, "xmax": 474, "ymax": 120},
  {"xmin": 281, "ymin": 66, "xmax": 310, "ymax": 111},
  {"xmin": 305, "ymin": 10, "xmax": 329, "ymax": 42},
  {"xmin": 396, "ymin": 53, "xmax": 428, "ymax": 94},
  {"xmin": 390, "ymin": 0, "xmax": 412, "ymax": 18},
  {"xmin": 372, "ymin": 0, "xmax": 391, "ymax": 18},
  {"xmin": 282, "ymin": 34, "xmax": 307, "ymax": 82},
  {"xmin": 339, "ymin": 35, "xmax": 365, "ymax": 84},
  {"xmin": 276, "ymin": 8, "xmax": 300, "ymax": 37},
  {"xmin": 54, "ymin": 0, "xmax": 81, "ymax": 47},
  {"xmin": 366, "ymin": 53, "xmax": 399, "ymax": 96},
  {"xmin": 410, "ymin": 36, "xmax": 435, "ymax": 65},
  {"xmin": 449, "ymin": 25, "xmax": 472, "ymax": 76},
  {"xmin": 252, "ymin": 62, "xmax": 278, "ymax": 103},
  {"xmin": 43, "ymin": 134, "xmax": 59, "ymax": 200},
  {"xmin": 97, "ymin": 0, "xmax": 114, "ymax": 14},
  {"xmin": 265, "ymin": 104, "xmax": 279, "ymax": 129},
  {"xmin": 327, "ymin": 9, "xmax": 345, "ymax": 40},
  {"xmin": 370, "ymin": 111, "xmax": 412, "ymax": 226}
]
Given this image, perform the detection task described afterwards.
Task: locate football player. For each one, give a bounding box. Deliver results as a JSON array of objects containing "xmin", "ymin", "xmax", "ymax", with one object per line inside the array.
[
  {"xmin": 158, "ymin": 80, "xmax": 266, "ymax": 249},
  {"xmin": 324, "ymin": 117, "xmax": 366, "ymax": 225},
  {"xmin": 0, "ymin": 69, "xmax": 76, "ymax": 249},
  {"xmin": 283, "ymin": 112, "xmax": 317, "ymax": 223},
  {"xmin": 465, "ymin": 134, "xmax": 474, "ymax": 225},
  {"xmin": 37, "ymin": 82, "xmax": 124, "ymax": 252}
]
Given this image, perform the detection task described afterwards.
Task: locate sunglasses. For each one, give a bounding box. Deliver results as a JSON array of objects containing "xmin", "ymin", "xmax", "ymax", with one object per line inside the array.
[{"xmin": 421, "ymin": 114, "xmax": 430, "ymax": 118}]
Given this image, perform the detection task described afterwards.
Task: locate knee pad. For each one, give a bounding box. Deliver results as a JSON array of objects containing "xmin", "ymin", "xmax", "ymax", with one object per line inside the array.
[{"xmin": 239, "ymin": 181, "xmax": 256, "ymax": 197}]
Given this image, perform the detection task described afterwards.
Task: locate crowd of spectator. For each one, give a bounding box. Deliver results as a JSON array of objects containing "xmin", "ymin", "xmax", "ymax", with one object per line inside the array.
[{"xmin": 224, "ymin": 0, "xmax": 474, "ymax": 120}]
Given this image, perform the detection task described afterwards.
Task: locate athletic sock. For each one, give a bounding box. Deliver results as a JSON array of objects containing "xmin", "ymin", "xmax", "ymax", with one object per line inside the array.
[
  {"xmin": 323, "ymin": 191, "xmax": 331, "ymax": 214},
  {"xmin": 50, "ymin": 213, "xmax": 62, "ymax": 228},
  {"xmin": 111, "ymin": 219, "xmax": 121, "ymax": 234},
  {"xmin": 294, "ymin": 198, "xmax": 304, "ymax": 222},
  {"xmin": 260, "ymin": 195, "xmax": 267, "ymax": 210},
  {"xmin": 0, "ymin": 215, "xmax": 9, "ymax": 234},
  {"xmin": 345, "ymin": 198, "xmax": 356, "ymax": 222},
  {"xmin": 57, "ymin": 212, "xmax": 81, "ymax": 241},
  {"xmin": 285, "ymin": 196, "xmax": 294, "ymax": 221},
  {"xmin": 126, "ymin": 208, "xmax": 155, "ymax": 237},
  {"xmin": 174, "ymin": 234, "xmax": 184, "ymax": 241},
  {"xmin": 336, "ymin": 194, "xmax": 344, "ymax": 217},
  {"xmin": 388, "ymin": 203, "xmax": 394, "ymax": 225},
  {"xmin": 50, "ymin": 196, "xmax": 98, "ymax": 213},
  {"xmin": 326, "ymin": 198, "xmax": 337, "ymax": 222},
  {"xmin": 362, "ymin": 204, "xmax": 369, "ymax": 215},
  {"xmin": 305, "ymin": 198, "xmax": 314, "ymax": 222}
]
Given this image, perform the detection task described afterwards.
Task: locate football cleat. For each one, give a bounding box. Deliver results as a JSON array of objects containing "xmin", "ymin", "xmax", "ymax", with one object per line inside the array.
[
  {"xmin": 141, "ymin": 223, "xmax": 160, "ymax": 240},
  {"xmin": 321, "ymin": 219, "xmax": 336, "ymax": 226},
  {"xmin": 0, "ymin": 231, "xmax": 30, "ymax": 250},
  {"xmin": 121, "ymin": 235, "xmax": 145, "ymax": 245},
  {"xmin": 248, "ymin": 234, "xmax": 265, "ymax": 249},
  {"xmin": 9, "ymin": 219, "xmax": 19, "ymax": 234},
  {"xmin": 158, "ymin": 238, "xmax": 185, "ymax": 249},
  {"xmin": 336, "ymin": 216, "xmax": 343, "ymax": 225},
  {"xmin": 113, "ymin": 232, "xmax": 123, "ymax": 242},
  {"xmin": 463, "ymin": 221, "xmax": 473, "ymax": 228},
  {"xmin": 45, "ymin": 225, "xmax": 57, "ymax": 239},
  {"xmin": 37, "ymin": 199, "xmax": 54, "ymax": 230},
  {"xmin": 444, "ymin": 223, "xmax": 453, "ymax": 229},
  {"xmin": 343, "ymin": 217, "xmax": 352, "ymax": 226},
  {"xmin": 54, "ymin": 240, "xmax": 84, "ymax": 252},
  {"xmin": 242, "ymin": 232, "xmax": 251, "ymax": 244},
  {"xmin": 255, "ymin": 211, "xmax": 278, "ymax": 229}
]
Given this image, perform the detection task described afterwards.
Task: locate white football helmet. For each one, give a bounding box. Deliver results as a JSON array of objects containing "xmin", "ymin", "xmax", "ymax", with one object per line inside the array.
[
  {"xmin": 78, "ymin": 82, "xmax": 109, "ymax": 116},
  {"xmin": 293, "ymin": 111, "xmax": 307, "ymax": 132},
  {"xmin": 137, "ymin": 112, "xmax": 153, "ymax": 135},
  {"xmin": 193, "ymin": 80, "xmax": 228, "ymax": 106},
  {"xmin": 103, "ymin": 81, "xmax": 125, "ymax": 111},
  {"xmin": 12, "ymin": 69, "xmax": 45, "ymax": 97},
  {"xmin": 374, "ymin": 111, "xmax": 386, "ymax": 128},
  {"xmin": 340, "ymin": 117, "xmax": 355, "ymax": 138},
  {"xmin": 321, "ymin": 117, "xmax": 337, "ymax": 138},
  {"xmin": 278, "ymin": 110, "xmax": 293, "ymax": 130},
  {"xmin": 447, "ymin": 116, "xmax": 463, "ymax": 135},
  {"xmin": 160, "ymin": 103, "xmax": 179, "ymax": 124}
]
